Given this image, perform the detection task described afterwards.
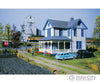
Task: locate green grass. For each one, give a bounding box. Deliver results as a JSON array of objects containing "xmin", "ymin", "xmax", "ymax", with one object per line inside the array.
[
  {"xmin": 36, "ymin": 53, "xmax": 56, "ymax": 60},
  {"xmin": 24, "ymin": 50, "xmax": 100, "ymax": 73},
  {"xmin": 38, "ymin": 58, "xmax": 49, "ymax": 63},
  {"xmin": 57, "ymin": 65, "xmax": 89, "ymax": 74},
  {"xmin": 57, "ymin": 51, "xmax": 100, "ymax": 73},
  {"xmin": 24, "ymin": 52, "xmax": 36, "ymax": 59}
]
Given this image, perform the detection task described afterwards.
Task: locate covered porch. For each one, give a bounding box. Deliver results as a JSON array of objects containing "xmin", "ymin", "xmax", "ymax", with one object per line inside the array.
[{"xmin": 39, "ymin": 40, "xmax": 71, "ymax": 54}]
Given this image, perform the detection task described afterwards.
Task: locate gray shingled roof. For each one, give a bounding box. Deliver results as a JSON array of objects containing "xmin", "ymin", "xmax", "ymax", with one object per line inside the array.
[
  {"xmin": 39, "ymin": 36, "xmax": 71, "ymax": 41},
  {"xmin": 48, "ymin": 19, "xmax": 79, "ymax": 29}
]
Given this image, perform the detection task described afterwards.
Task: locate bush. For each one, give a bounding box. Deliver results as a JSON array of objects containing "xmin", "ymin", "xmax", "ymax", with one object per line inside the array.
[
  {"xmin": 17, "ymin": 53, "xmax": 23, "ymax": 58},
  {"xmin": 89, "ymin": 64, "xmax": 99, "ymax": 71},
  {"xmin": 87, "ymin": 45, "xmax": 97, "ymax": 52},
  {"xmin": 97, "ymin": 47, "xmax": 100, "ymax": 53},
  {"xmin": 97, "ymin": 58, "xmax": 100, "ymax": 62},
  {"xmin": 25, "ymin": 57, "xmax": 29, "ymax": 62},
  {"xmin": 0, "ymin": 49, "xmax": 2, "ymax": 54},
  {"xmin": 36, "ymin": 51, "xmax": 43, "ymax": 53}
]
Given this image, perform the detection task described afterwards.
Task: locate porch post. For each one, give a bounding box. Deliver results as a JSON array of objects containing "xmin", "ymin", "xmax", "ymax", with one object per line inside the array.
[
  {"xmin": 41, "ymin": 41, "xmax": 42, "ymax": 49},
  {"xmin": 58, "ymin": 41, "xmax": 59, "ymax": 50},
  {"xmin": 44, "ymin": 41, "xmax": 46, "ymax": 49},
  {"xmin": 64, "ymin": 41, "xmax": 65, "ymax": 50},
  {"xmin": 39, "ymin": 41, "xmax": 41, "ymax": 49},
  {"xmin": 47, "ymin": 41, "xmax": 49, "ymax": 49},
  {"xmin": 51, "ymin": 41, "xmax": 52, "ymax": 53}
]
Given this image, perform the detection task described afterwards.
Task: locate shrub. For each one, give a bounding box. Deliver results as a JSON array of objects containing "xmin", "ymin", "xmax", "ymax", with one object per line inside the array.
[
  {"xmin": 87, "ymin": 45, "xmax": 97, "ymax": 52},
  {"xmin": 97, "ymin": 58, "xmax": 100, "ymax": 62},
  {"xmin": 25, "ymin": 57, "xmax": 29, "ymax": 62},
  {"xmin": 36, "ymin": 51, "xmax": 43, "ymax": 54},
  {"xmin": 45, "ymin": 52, "xmax": 51, "ymax": 55},
  {"xmin": 0, "ymin": 49, "xmax": 2, "ymax": 54},
  {"xmin": 51, "ymin": 68, "xmax": 55, "ymax": 72},
  {"xmin": 89, "ymin": 64, "xmax": 99, "ymax": 71},
  {"xmin": 17, "ymin": 53, "xmax": 23, "ymax": 58},
  {"xmin": 97, "ymin": 47, "xmax": 100, "ymax": 53}
]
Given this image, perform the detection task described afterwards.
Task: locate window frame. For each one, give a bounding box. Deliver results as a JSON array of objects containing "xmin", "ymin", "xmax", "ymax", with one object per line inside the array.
[
  {"xmin": 81, "ymin": 29, "xmax": 84, "ymax": 37},
  {"xmin": 68, "ymin": 29, "xmax": 70, "ymax": 36},
  {"xmin": 59, "ymin": 29, "xmax": 63, "ymax": 36},
  {"xmin": 47, "ymin": 28, "xmax": 51, "ymax": 37},
  {"xmin": 74, "ymin": 29, "xmax": 77, "ymax": 37},
  {"xmin": 76, "ymin": 41, "xmax": 82, "ymax": 49}
]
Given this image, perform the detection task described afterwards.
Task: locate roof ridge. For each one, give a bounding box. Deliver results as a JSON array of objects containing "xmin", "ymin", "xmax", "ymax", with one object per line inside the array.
[{"xmin": 48, "ymin": 18, "xmax": 80, "ymax": 22}]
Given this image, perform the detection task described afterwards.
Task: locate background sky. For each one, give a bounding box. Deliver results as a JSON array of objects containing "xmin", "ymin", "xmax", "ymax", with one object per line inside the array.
[{"xmin": 0, "ymin": 9, "xmax": 100, "ymax": 38}]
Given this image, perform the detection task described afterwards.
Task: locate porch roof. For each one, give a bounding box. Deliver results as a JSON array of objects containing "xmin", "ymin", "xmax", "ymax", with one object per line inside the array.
[{"xmin": 39, "ymin": 36, "xmax": 71, "ymax": 41}]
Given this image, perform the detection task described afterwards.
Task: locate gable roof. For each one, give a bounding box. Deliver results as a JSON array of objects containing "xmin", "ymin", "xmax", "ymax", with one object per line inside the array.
[{"xmin": 43, "ymin": 19, "xmax": 88, "ymax": 30}]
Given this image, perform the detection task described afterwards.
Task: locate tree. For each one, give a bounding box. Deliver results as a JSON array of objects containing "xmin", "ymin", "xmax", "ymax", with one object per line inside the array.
[
  {"xmin": 3, "ymin": 24, "xmax": 12, "ymax": 41},
  {"xmin": 93, "ymin": 16, "xmax": 100, "ymax": 40},
  {"xmin": 0, "ymin": 23, "xmax": 3, "ymax": 41},
  {"xmin": 12, "ymin": 31, "xmax": 21, "ymax": 48}
]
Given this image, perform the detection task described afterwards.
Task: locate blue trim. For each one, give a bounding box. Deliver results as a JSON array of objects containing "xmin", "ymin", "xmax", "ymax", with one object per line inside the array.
[
  {"xmin": 43, "ymin": 19, "xmax": 54, "ymax": 30},
  {"xmin": 81, "ymin": 29, "xmax": 84, "ymax": 37},
  {"xmin": 80, "ymin": 19, "xmax": 88, "ymax": 29},
  {"xmin": 85, "ymin": 31, "xmax": 86, "ymax": 50},
  {"xmin": 71, "ymin": 19, "xmax": 88, "ymax": 29},
  {"xmin": 76, "ymin": 41, "xmax": 82, "ymax": 49},
  {"xmin": 59, "ymin": 29, "xmax": 63, "ymax": 36},
  {"xmin": 47, "ymin": 28, "xmax": 51, "ymax": 37},
  {"xmin": 54, "ymin": 29, "xmax": 55, "ymax": 36},
  {"xmin": 74, "ymin": 27, "xmax": 87, "ymax": 29},
  {"xmin": 74, "ymin": 29, "xmax": 77, "ymax": 37},
  {"xmin": 68, "ymin": 29, "xmax": 70, "ymax": 36},
  {"xmin": 71, "ymin": 19, "xmax": 80, "ymax": 28},
  {"xmin": 71, "ymin": 29, "xmax": 73, "ymax": 53}
]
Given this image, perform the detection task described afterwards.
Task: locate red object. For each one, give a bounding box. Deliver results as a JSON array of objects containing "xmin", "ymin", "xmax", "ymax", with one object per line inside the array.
[
  {"xmin": 45, "ymin": 52, "xmax": 51, "ymax": 55},
  {"xmin": 36, "ymin": 51, "xmax": 43, "ymax": 53},
  {"xmin": 4, "ymin": 42, "xmax": 9, "ymax": 46}
]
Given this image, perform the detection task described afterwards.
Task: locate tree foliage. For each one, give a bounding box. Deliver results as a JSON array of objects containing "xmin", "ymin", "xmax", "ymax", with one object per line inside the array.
[
  {"xmin": 93, "ymin": 16, "xmax": 100, "ymax": 40},
  {"xmin": 0, "ymin": 23, "xmax": 3, "ymax": 41},
  {"xmin": 3, "ymin": 24, "xmax": 12, "ymax": 41},
  {"xmin": 12, "ymin": 31, "xmax": 21, "ymax": 47}
]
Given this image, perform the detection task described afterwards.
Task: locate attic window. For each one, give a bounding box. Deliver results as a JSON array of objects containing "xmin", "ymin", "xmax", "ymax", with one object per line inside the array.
[
  {"xmin": 48, "ymin": 22, "xmax": 50, "ymax": 27},
  {"xmin": 78, "ymin": 20, "xmax": 81, "ymax": 25}
]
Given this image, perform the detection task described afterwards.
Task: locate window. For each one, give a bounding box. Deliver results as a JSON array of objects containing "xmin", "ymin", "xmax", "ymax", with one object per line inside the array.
[
  {"xmin": 65, "ymin": 42, "xmax": 70, "ymax": 49},
  {"xmin": 59, "ymin": 30, "xmax": 63, "ymax": 36},
  {"xmin": 74, "ymin": 29, "xmax": 77, "ymax": 37},
  {"xmin": 47, "ymin": 28, "xmax": 51, "ymax": 37},
  {"xmin": 48, "ymin": 22, "xmax": 50, "ymax": 27},
  {"xmin": 68, "ymin": 29, "xmax": 70, "ymax": 36},
  {"xmin": 76, "ymin": 41, "xmax": 82, "ymax": 49},
  {"xmin": 81, "ymin": 29, "xmax": 84, "ymax": 37}
]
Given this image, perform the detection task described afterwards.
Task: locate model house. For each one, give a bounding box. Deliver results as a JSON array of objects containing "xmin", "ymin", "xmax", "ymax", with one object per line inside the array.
[{"xmin": 39, "ymin": 18, "xmax": 88, "ymax": 54}]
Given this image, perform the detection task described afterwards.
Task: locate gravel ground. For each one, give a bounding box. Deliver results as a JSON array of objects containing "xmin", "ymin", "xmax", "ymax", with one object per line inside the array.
[{"xmin": 0, "ymin": 57, "xmax": 53, "ymax": 74}]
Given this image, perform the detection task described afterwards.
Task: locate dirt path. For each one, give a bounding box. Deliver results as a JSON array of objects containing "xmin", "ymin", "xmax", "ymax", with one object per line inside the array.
[
  {"xmin": 19, "ymin": 50, "xmax": 95, "ymax": 74},
  {"xmin": 0, "ymin": 57, "xmax": 53, "ymax": 74}
]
